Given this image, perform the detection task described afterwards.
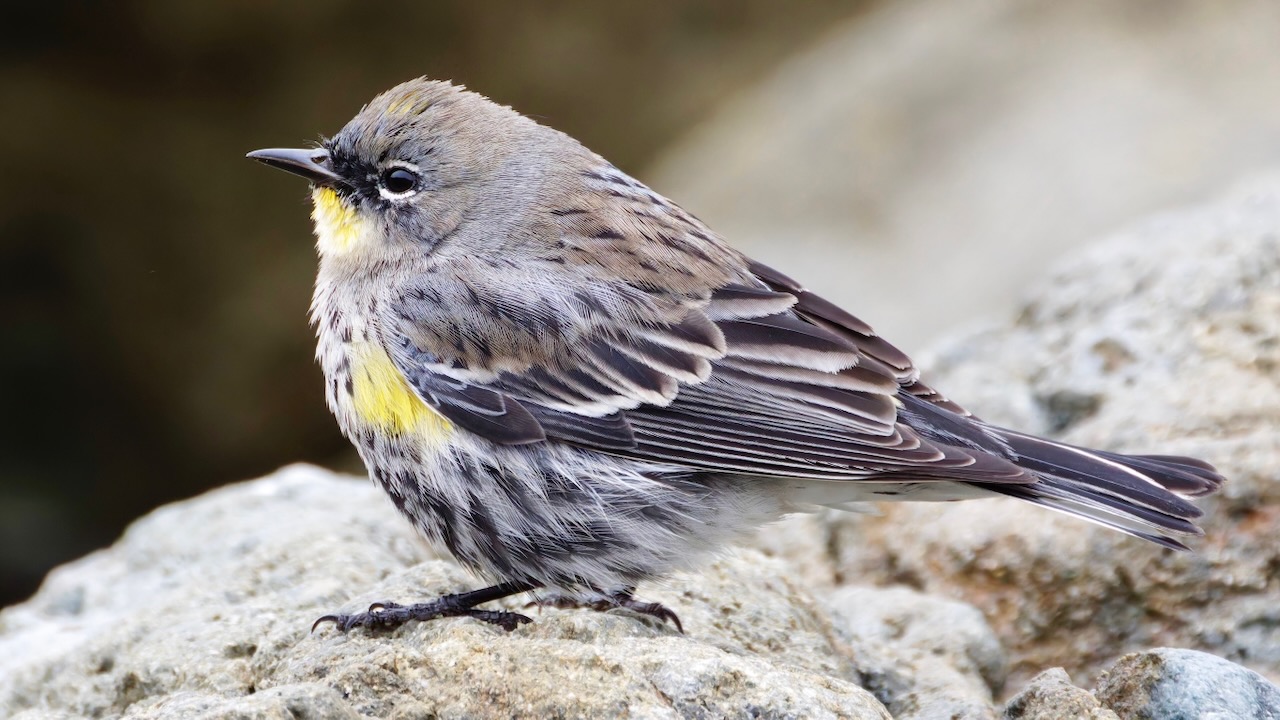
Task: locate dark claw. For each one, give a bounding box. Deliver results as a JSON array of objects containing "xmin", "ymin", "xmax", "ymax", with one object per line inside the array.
[
  {"xmin": 311, "ymin": 614, "xmax": 341, "ymax": 633},
  {"xmin": 528, "ymin": 589, "xmax": 685, "ymax": 633},
  {"xmin": 617, "ymin": 598, "xmax": 685, "ymax": 634}
]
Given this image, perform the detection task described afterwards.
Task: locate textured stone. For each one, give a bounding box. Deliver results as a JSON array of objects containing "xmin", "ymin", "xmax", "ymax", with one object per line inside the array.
[
  {"xmin": 1003, "ymin": 668, "xmax": 1117, "ymax": 720},
  {"xmin": 0, "ymin": 466, "xmax": 890, "ymax": 720},
  {"xmin": 831, "ymin": 586, "xmax": 1005, "ymax": 719},
  {"xmin": 835, "ymin": 586, "xmax": 1006, "ymax": 690},
  {"xmin": 1095, "ymin": 648, "xmax": 1280, "ymax": 719},
  {"xmin": 823, "ymin": 176, "xmax": 1280, "ymax": 688}
]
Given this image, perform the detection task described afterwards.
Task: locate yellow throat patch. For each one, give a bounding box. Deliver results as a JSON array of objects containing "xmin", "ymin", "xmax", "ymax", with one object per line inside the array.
[
  {"xmin": 311, "ymin": 187, "xmax": 371, "ymax": 256},
  {"xmin": 350, "ymin": 342, "xmax": 453, "ymax": 441}
]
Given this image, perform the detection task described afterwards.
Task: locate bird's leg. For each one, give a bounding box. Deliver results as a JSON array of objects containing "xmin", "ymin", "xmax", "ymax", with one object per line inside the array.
[
  {"xmin": 313, "ymin": 580, "xmax": 539, "ymax": 633},
  {"xmin": 527, "ymin": 586, "xmax": 684, "ymax": 633}
]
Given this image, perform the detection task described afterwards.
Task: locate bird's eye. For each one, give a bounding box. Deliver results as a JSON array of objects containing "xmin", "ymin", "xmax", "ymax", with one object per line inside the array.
[{"xmin": 379, "ymin": 167, "xmax": 419, "ymax": 197}]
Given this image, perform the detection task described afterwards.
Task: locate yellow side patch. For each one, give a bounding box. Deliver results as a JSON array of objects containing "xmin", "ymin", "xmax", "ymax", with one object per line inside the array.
[
  {"xmin": 311, "ymin": 187, "xmax": 370, "ymax": 256},
  {"xmin": 385, "ymin": 95, "xmax": 428, "ymax": 117},
  {"xmin": 350, "ymin": 343, "xmax": 454, "ymax": 441}
]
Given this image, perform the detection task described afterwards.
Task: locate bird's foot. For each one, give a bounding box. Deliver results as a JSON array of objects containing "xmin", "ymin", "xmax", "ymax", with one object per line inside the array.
[
  {"xmin": 313, "ymin": 581, "xmax": 536, "ymax": 633},
  {"xmin": 528, "ymin": 588, "xmax": 684, "ymax": 633}
]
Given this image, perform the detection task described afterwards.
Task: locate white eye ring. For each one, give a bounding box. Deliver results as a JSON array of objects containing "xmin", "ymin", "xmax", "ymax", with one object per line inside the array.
[{"xmin": 377, "ymin": 162, "xmax": 422, "ymax": 200}]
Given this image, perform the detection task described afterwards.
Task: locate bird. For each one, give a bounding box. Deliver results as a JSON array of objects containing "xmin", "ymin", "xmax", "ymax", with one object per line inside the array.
[{"xmin": 247, "ymin": 78, "xmax": 1223, "ymax": 634}]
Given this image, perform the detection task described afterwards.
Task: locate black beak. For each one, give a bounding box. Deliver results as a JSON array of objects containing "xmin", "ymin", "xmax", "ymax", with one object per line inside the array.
[{"xmin": 246, "ymin": 147, "xmax": 346, "ymax": 187}]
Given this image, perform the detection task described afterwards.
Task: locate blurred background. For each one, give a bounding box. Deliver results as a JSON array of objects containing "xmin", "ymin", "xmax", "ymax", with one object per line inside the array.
[{"xmin": 3, "ymin": 0, "xmax": 1280, "ymax": 607}]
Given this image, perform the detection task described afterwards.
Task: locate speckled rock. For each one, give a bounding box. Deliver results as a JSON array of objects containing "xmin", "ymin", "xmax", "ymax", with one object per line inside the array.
[
  {"xmin": 824, "ymin": 175, "xmax": 1280, "ymax": 689},
  {"xmin": 1003, "ymin": 668, "xmax": 1118, "ymax": 720},
  {"xmin": 0, "ymin": 466, "xmax": 895, "ymax": 720},
  {"xmin": 831, "ymin": 586, "xmax": 1005, "ymax": 719},
  {"xmin": 1096, "ymin": 648, "xmax": 1280, "ymax": 720}
]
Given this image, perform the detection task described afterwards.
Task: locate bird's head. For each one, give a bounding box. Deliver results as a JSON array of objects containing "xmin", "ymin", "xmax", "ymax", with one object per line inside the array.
[{"xmin": 248, "ymin": 78, "xmax": 543, "ymax": 261}]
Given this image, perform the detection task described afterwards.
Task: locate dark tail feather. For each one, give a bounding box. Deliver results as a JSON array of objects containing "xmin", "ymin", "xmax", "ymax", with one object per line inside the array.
[
  {"xmin": 980, "ymin": 430, "xmax": 1225, "ymax": 550},
  {"xmin": 1089, "ymin": 451, "xmax": 1224, "ymax": 497}
]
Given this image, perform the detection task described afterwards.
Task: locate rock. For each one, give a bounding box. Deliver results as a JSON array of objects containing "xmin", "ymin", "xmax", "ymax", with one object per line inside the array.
[
  {"xmin": 1003, "ymin": 668, "xmax": 1118, "ymax": 720},
  {"xmin": 822, "ymin": 175, "xmax": 1280, "ymax": 688},
  {"xmin": 834, "ymin": 586, "xmax": 1006, "ymax": 691},
  {"xmin": 1095, "ymin": 648, "xmax": 1280, "ymax": 719},
  {"xmin": 830, "ymin": 586, "xmax": 1006, "ymax": 719},
  {"xmin": 0, "ymin": 465, "xmax": 894, "ymax": 719},
  {"xmin": 649, "ymin": 0, "xmax": 1280, "ymax": 357},
  {"xmin": 749, "ymin": 512, "xmax": 842, "ymax": 592},
  {"xmin": 1001, "ymin": 652, "xmax": 1280, "ymax": 718}
]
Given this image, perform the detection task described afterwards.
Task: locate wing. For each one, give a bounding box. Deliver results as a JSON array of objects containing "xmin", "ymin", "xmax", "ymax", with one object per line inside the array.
[{"xmin": 382, "ymin": 165, "xmax": 1029, "ymax": 484}]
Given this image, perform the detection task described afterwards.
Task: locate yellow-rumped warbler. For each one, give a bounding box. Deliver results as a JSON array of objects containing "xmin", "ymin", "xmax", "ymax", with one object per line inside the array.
[{"xmin": 248, "ymin": 78, "xmax": 1223, "ymax": 633}]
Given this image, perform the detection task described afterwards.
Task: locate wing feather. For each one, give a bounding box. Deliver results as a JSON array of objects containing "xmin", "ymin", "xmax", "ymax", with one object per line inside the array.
[
  {"xmin": 381, "ymin": 207, "xmax": 1029, "ymax": 484},
  {"xmin": 364, "ymin": 153, "xmax": 1216, "ymax": 548}
]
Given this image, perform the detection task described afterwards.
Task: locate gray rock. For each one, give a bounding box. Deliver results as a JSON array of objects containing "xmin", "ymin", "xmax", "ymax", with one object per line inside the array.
[
  {"xmin": 0, "ymin": 465, "xmax": 890, "ymax": 720},
  {"xmin": 649, "ymin": 0, "xmax": 1280, "ymax": 357},
  {"xmin": 1003, "ymin": 668, "xmax": 1117, "ymax": 720},
  {"xmin": 834, "ymin": 586, "xmax": 1006, "ymax": 691},
  {"xmin": 1095, "ymin": 648, "xmax": 1280, "ymax": 720},
  {"xmin": 822, "ymin": 175, "xmax": 1280, "ymax": 689},
  {"xmin": 838, "ymin": 645, "xmax": 999, "ymax": 720},
  {"xmin": 830, "ymin": 586, "xmax": 1005, "ymax": 719},
  {"xmin": 748, "ymin": 512, "xmax": 842, "ymax": 593}
]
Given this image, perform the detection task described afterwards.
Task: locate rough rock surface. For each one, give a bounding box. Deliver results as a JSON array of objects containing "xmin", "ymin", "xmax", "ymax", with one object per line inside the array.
[
  {"xmin": 818, "ymin": 175, "xmax": 1280, "ymax": 689},
  {"xmin": 1003, "ymin": 668, "xmax": 1118, "ymax": 720},
  {"xmin": 0, "ymin": 466, "xmax": 901, "ymax": 720},
  {"xmin": 1002, "ymin": 652, "xmax": 1280, "ymax": 718},
  {"xmin": 1096, "ymin": 648, "xmax": 1280, "ymax": 719},
  {"xmin": 831, "ymin": 586, "xmax": 1006, "ymax": 719}
]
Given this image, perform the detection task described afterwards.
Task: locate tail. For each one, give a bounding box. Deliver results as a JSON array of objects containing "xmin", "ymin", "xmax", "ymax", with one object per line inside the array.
[
  {"xmin": 983, "ymin": 430, "xmax": 1224, "ymax": 550},
  {"xmin": 896, "ymin": 392, "xmax": 1224, "ymax": 549}
]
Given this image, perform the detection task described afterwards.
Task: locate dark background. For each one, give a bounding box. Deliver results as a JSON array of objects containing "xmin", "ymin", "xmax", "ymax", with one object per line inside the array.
[{"xmin": 0, "ymin": 1, "xmax": 867, "ymax": 606}]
